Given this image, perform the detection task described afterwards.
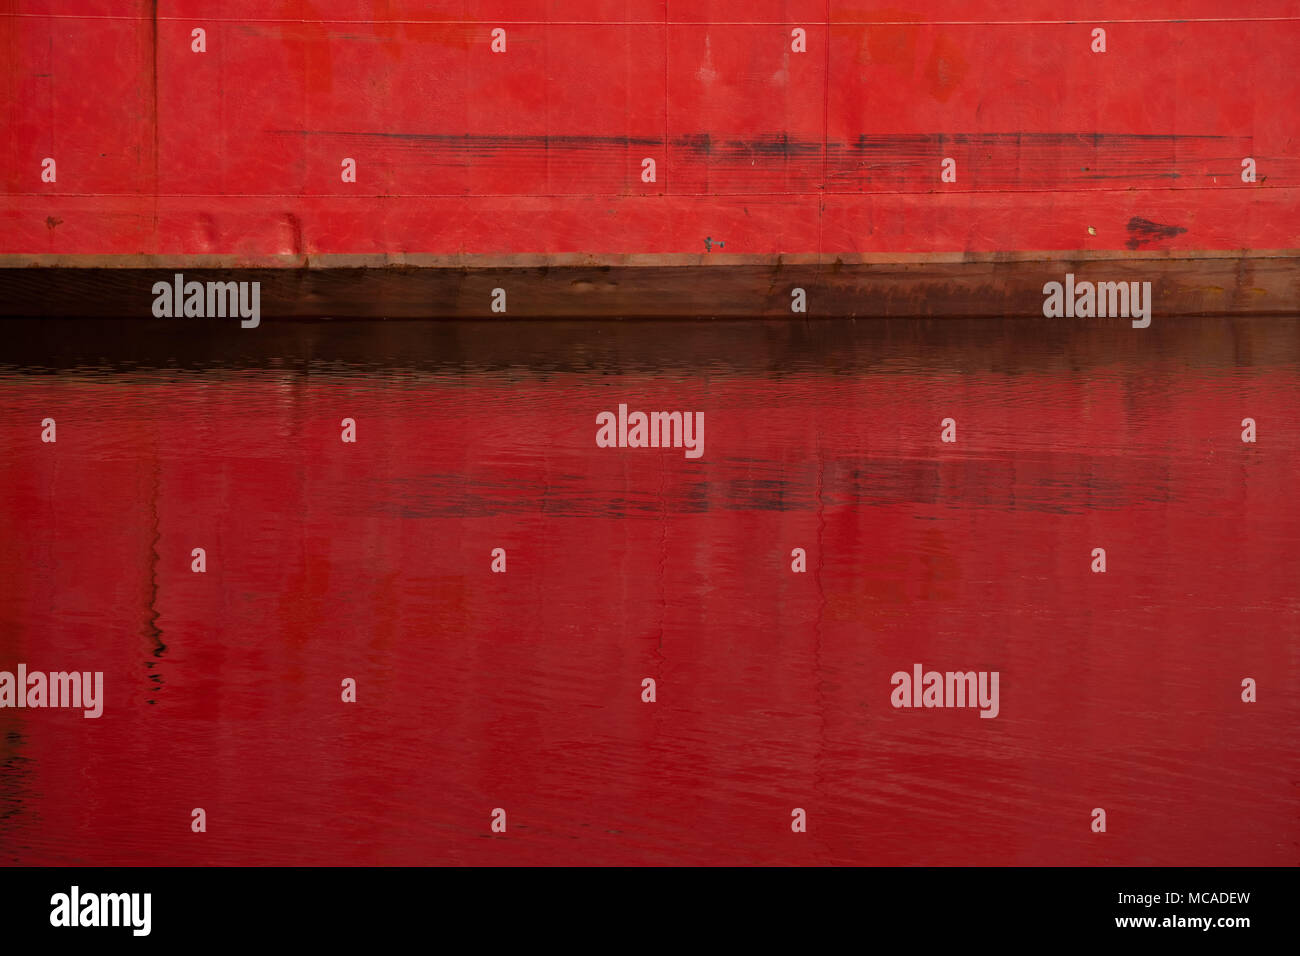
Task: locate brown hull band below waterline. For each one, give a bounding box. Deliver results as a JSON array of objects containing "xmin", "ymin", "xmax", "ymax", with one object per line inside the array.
[{"xmin": 1, "ymin": 252, "xmax": 1297, "ymax": 319}]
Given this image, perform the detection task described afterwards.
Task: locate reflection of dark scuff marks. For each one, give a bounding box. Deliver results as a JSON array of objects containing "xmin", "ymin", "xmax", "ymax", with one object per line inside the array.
[
  {"xmin": 145, "ymin": 463, "xmax": 167, "ymax": 704},
  {"xmin": 380, "ymin": 455, "xmax": 1148, "ymax": 520},
  {"xmin": 0, "ymin": 730, "xmax": 33, "ymax": 845}
]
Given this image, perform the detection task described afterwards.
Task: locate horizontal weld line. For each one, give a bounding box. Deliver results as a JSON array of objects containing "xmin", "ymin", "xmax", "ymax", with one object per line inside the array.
[
  {"xmin": 5, "ymin": 15, "xmax": 1300, "ymax": 25},
  {"xmin": 10, "ymin": 186, "xmax": 1291, "ymax": 198}
]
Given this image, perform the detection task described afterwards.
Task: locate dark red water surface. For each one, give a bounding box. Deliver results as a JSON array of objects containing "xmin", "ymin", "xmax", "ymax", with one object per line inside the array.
[{"xmin": 1, "ymin": 318, "xmax": 1297, "ymax": 865}]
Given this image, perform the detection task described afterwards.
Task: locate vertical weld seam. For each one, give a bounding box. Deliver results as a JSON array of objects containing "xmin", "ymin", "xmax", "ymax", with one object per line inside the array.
[
  {"xmin": 150, "ymin": 0, "xmax": 160, "ymax": 245},
  {"xmin": 663, "ymin": 3, "xmax": 670, "ymax": 202},
  {"xmin": 820, "ymin": 1, "xmax": 830, "ymax": 260}
]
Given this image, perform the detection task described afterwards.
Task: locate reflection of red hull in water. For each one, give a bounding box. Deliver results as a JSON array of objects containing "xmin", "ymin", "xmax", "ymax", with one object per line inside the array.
[
  {"xmin": 2, "ymin": 2, "xmax": 1299, "ymax": 315},
  {"xmin": 1, "ymin": 331, "xmax": 1297, "ymax": 865}
]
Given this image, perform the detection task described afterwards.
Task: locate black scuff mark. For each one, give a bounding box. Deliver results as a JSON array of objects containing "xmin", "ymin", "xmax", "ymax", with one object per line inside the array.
[{"xmin": 1126, "ymin": 217, "xmax": 1188, "ymax": 249}]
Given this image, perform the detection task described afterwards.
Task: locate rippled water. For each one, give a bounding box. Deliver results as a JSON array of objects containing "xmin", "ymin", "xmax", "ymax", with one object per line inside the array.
[{"xmin": 1, "ymin": 317, "xmax": 1297, "ymax": 865}]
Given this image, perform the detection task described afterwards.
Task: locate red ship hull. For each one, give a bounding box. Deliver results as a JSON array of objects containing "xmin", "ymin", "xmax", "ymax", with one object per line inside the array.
[{"xmin": 3, "ymin": 2, "xmax": 1299, "ymax": 315}]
